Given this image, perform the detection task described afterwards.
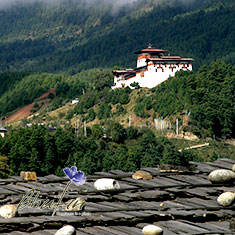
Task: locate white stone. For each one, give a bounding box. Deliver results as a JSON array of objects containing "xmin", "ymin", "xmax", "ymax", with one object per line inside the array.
[
  {"xmin": 55, "ymin": 225, "xmax": 75, "ymax": 235},
  {"xmin": 142, "ymin": 225, "xmax": 163, "ymax": 235},
  {"xmin": 94, "ymin": 178, "xmax": 120, "ymax": 191},
  {"xmin": 208, "ymin": 169, "xmax": 235, "ymax": 183},
  {"xmin": 0, "ymin": 205, "xmax": 16, "ymax": 219},
  {"xmin": 232, "ymin": 164, "xmax": 235, "ymax": 172},
  {"xmin": 217, "ymin": 192, "xmax": 235, "ymax": 207}
]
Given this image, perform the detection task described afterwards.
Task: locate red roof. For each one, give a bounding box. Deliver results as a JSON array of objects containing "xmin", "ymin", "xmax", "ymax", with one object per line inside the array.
[
  {"xmin": 148, "ymin": 57, "xmax": 194, "ymax": 61},
  {"xmin": 161, "ymin": 56, "xmax": 181, "ymax": 59},
  {"xmin": 113, "ymin": 70, "xmax": 135, "ymax": 74},
  {"xmin": 134, "ymin": 46, "xmax": 168, "ymax": 54}
]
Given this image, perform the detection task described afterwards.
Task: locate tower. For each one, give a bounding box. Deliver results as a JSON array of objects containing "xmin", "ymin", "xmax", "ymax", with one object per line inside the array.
[{"xmin": 112, "ymin": 45, "xmax": 194, "ymax": 89}]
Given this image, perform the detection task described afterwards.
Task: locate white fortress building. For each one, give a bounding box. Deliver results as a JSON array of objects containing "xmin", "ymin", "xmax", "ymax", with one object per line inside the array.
[{"xmin": 112, "ymin": 45, "xmax": 194, "ymax": 89}]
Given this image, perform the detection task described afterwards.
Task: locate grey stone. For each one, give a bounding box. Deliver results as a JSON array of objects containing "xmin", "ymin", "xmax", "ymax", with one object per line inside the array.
[
  {"xmin": 65, "ymin": 197, "xmax": 85, "ymax": 211},
  {"xmin": 208, "ymin": 169, "xmax": 235, "ymax": 183},
  {"xmin": 217, "ymin": 192, "xmax": 235, "ymax": 207}
]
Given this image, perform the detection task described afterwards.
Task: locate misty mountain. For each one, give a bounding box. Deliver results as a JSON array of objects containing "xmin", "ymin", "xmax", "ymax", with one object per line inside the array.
[{"xmin": 0, "ymin": 0, "xmax": 234, "ymax": 73}]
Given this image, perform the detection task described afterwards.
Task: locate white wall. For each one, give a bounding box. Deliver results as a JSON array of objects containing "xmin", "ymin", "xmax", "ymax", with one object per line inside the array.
[
  {"xmin": 137, "ymin": 58, "xmax": 147, "ymax": 68},
  {"xmin": 112, "ymin": 62, "xmax": 192, "ymax": 89}
]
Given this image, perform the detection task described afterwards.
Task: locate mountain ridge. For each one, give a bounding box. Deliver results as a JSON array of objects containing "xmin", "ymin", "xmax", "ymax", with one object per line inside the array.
[{"xmin": 0, "ymin": 0, "xmax": 234, "ymax": 72}]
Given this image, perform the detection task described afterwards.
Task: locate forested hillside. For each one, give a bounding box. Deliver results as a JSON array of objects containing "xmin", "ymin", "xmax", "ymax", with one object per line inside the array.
[
  {"xmin": 0, "ymin": 61, "xmax": 234, "ymax": 178},
  {"xmin": 0, "ymin": 69, "xmax": 111, "ymax": 116},
  {"xmin": 1, "ymin": 61, "xmax": 234, "ymax": 140},
  {"xmin": 0, "ymin": 124, "xmax": 197, "ymax": 177},
  {"xmin": 0, "ymin": 0, "xmax": 234, "ymax": 178},
  {"xmin": 0, "ymin": 0, "xmax": 234, "ymax": 72},
  {"xmin": 136, "ymin": 61, "xmax": 235, "ymax": 138}
]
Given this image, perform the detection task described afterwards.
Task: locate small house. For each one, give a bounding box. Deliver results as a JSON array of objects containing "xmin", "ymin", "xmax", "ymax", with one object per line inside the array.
[
  {"xmin": 0, "ymin": 128, "xmax": 7, "ymax": 138},
  {"xmin": 72, "ymin": 98, "xmax": 79, "ymax": 105}
]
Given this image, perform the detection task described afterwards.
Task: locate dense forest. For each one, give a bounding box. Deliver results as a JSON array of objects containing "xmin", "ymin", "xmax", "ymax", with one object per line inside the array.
[
  {"xmin": 0, "ymin": 0, "xmax": 234, "ymax": 72},
  {"xmin": 0, "ymin": 123, "xmax": 199, "ymax": 178},
  {"xmin": 63, "ymin": 61, "xmax": 235, "ymax": 139},
  {"xmin": 0, "ymin": 69, "xmax": 105, "ymax": 115},
  {"xmin": 1, "ymin": 59, "xmax": 234, "ymax": 178},
  {"xmin": 0, "ymin": 61, "xmax": 234, "ymax": 140},
  {"xmin": 0, "ymin": 0, "xmax": 234, "ymax": 179},
  {"xmin": 135, "ymin": 61, "xmax": 235, "ymax": 138}
]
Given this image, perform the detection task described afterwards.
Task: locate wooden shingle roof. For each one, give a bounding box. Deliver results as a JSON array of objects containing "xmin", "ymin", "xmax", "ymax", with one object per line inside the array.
[{"xmin": 0, "ymin": 158, "xmax": 234, "ymax": 234}]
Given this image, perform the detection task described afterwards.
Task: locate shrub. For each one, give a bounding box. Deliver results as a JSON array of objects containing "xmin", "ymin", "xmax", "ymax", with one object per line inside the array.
[
  {"xmin": 86, "ymin": 108, "xmax": 96, "ymax": 121},
  {"xmin": 115, "ymin": 104, "xmax": 126, "ymax": 116},
  {"xmin": 134, "ymin": 103, "xmax": 150, "ymax": 118},
  {"xmin": 130, "ymin": 82, "xmax": 140, "ymax": 89},
  {"xmin": 48, "ymin": 92, "xmax": 55, "ymax": 100},
  {"xmin": 126, "ymin": 126, "xmax": 139, "ymax": 139},
  {"xmin": 66, "ymin": 109, "xmax": 75, "ymax": 120},
  {"xmin": 0, "ymin": 156, "xmax": 12, "ymax": 178},
  {"xmin": 97, "ymin": 104, "xmax": 111, "ymax": 120}
]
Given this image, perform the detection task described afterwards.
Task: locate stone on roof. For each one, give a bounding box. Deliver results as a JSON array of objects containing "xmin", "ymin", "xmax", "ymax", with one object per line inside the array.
[{"xmin": 0, "ymin": 158, "xmax": 234, "ymax": 234}]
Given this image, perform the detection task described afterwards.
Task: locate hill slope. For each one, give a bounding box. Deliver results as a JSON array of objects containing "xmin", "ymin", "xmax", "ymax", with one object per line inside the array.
[
  {"xmin": 2, "ymin": 61, "xmax": 234, "ymax": 140},
  {"xmin": 0, "ymin": 0, "xmax": 234, "ymax": 72}
]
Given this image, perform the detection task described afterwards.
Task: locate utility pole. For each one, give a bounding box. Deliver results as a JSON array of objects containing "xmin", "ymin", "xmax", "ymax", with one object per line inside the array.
[
  {"xmin": 129, "ymin": 114, "xmax": 131, "ymax": 127},
  {"xmin": 75, "ymin": 120, "xmax": 77, "ymax": 137},
  {"xmin": 186, "ymin": 111, "xmax": 191, "ymax": 126},
  {"xmin": 84, "ymin": 121, "xmax": 87, "ymax": 137},
  {"xmin": 75, "ymin": 119, "xmax": 79, "ymax": 137},
  {"xmin": 176, "ymin": 118, "xmax": 179, "ymax": 136},
  {"xmin": 77, "ymin": 119, "xmax": 79, "ymax": 137}
]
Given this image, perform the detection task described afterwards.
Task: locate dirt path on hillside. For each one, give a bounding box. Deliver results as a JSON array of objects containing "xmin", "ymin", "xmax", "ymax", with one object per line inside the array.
[{"xmin": 5, "ymin": 89, "xmax": 56, "ymax": 123}]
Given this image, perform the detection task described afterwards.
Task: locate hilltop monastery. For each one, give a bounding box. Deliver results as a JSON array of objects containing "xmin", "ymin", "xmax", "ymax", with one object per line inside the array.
[{"xmin": 112, "ymin": 45, "xmax": 194, "ymax": 89}]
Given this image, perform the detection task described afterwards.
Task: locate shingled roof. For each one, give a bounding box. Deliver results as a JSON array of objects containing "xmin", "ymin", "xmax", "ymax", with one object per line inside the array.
[{"xmin": 0, "ymin": 158, "xmax": 235, "ymax": 234}]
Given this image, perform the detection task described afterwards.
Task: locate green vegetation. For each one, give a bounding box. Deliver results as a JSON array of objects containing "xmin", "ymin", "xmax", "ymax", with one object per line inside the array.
[
  {"xmin": 170, "ymin": 138, "xmax": 235, "ymax": 162},
  {"xmin": 0, "ymin": 124, "xmax": 196, "ymax": 176},
  {"xmin": 0, "ymin": 61, "xmax": 234, "ymax": 177},
  {"xmin": 0, "ymin": 155, "xmax": 12, "ymax": 178},
  {"xmin": 0, "ymin": 72, "xmax": 29, "ymax": 97},
  {"xmin": 1, "ymin": 61, "xmax": 234, "ymax": 141},
  {"xmin": 0, "ymin": 69, "xmax": 102, "ymax": 116},
  {"xmin": 134, "ymin": 61, "xmax": 235, "ymax": 139},
  {"xmin": 0, "ymin": 0, "xmax": 234, "ymax": 179},
  {"xmin": 134, "ymin": 97, "xmax": 151, "ymax": 118},
  {"xmin": 65, "ymin": 80, "xmax": 131, "ymax": 120},
  {"xmin": 0, "ymin": 0, "xmax": 234, "ymax": 72}
]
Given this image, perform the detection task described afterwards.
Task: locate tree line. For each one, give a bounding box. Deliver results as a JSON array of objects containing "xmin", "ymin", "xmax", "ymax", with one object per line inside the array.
[
  {"xmin": 0, "ymin": 0, "xmax": 234, "ymax": 72},
  {"xmin": 134, "ymin": 61, "xmax": 235, "ymax": 138},
  {"xmin": 1, "ymin": 61, "xmax": 234, "ymax": 140},
  {"xmin": 0, "ymin": 123, "xmax": 197, "ymax": 178}
]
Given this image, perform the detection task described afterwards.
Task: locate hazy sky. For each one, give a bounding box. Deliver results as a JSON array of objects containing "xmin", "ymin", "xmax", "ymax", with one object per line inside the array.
[
  {"xmin": 0, "ymin": 0, "xmax": 198, "ymax": 10},
  {"xmin": 0, "ymin": 0, "xmax": 44, "ymax": 9},
  {"xmin": 0, "ymin": 0, "xmax": 137, "ymax": 10}
]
